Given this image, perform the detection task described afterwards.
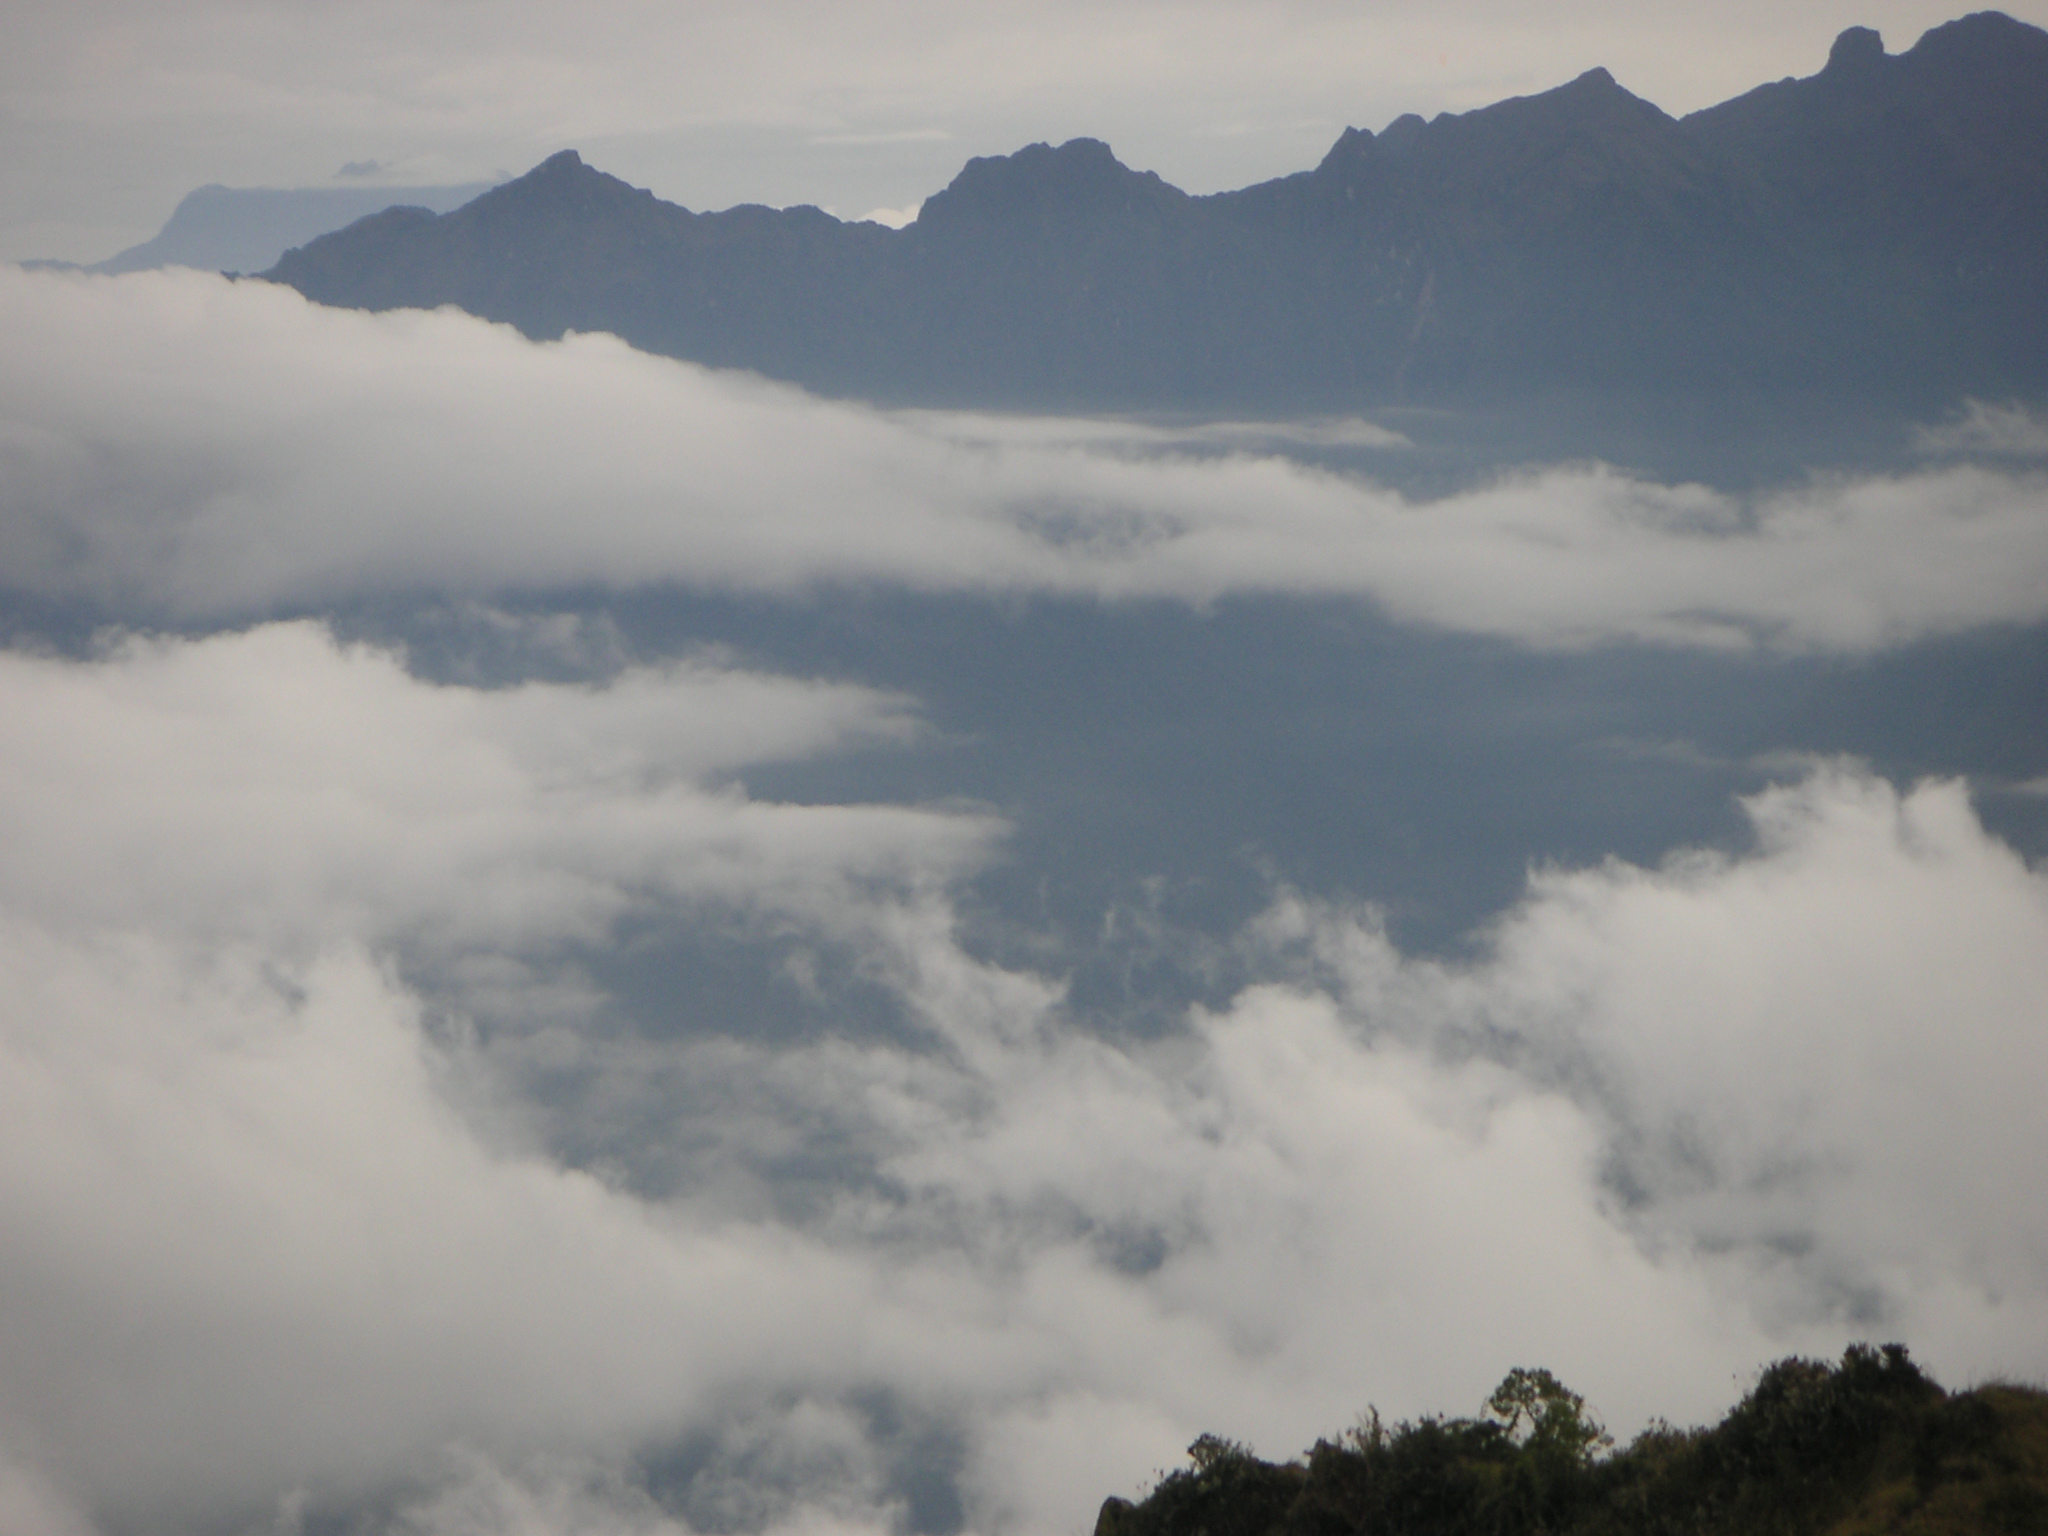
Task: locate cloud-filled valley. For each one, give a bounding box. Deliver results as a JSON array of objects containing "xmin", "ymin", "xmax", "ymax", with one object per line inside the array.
[
  {"xmin": 0, "ymin": 623, "xmax": 2044, "ymax": 1536},
  {"xmin": 2, "ymin": 264, "xmax": 2047, "ymax": 1536}
]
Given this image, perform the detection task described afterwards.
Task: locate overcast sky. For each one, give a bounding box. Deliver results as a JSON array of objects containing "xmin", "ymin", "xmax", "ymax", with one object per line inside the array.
[{"xmin": 8, "ymin": 0, "xmax": 2048, "ymax": 260}]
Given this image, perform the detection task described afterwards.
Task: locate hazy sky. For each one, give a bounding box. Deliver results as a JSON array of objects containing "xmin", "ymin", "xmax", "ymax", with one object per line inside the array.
[{"xmin": 9, "ymin": 0, "xmax": 2048, "ymax": 259}]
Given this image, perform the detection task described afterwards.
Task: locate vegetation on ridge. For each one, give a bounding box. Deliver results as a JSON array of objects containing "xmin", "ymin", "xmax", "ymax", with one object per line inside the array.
[{"xmin": 1094, "ymin": 1346, "xmax": 2048, "ymax": 1536}]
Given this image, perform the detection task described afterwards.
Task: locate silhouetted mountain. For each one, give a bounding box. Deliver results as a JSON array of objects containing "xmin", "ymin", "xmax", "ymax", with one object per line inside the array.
[
  {"xmin": 1683, "ymin": 12, "xmax": 2048, "ymax": 399},
  {"xmin": 35, "ymin": 181, "xmax": 502, "ymax": 277},
  {"xmin": 265, "ymin": 13, "xmax": 2048, "ymax": 414}
]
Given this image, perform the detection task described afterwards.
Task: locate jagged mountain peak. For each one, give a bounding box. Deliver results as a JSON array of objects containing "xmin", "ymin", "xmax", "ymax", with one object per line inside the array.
[
  {"xmin": 1914, "ymin": 7, "xmax": 2046, "ymax": 51},
  {"xmin": 1305, "ymin": 56, "xmax": 1683, "ymax": 198},
  {"xmin": 1902, "ymin": 7, "xmax": 2048, "ymax": 99},
  {"xmin": 1465, "ymin": 64, "xmax": 1674, "ymax": 134},
  {"xmin": 915, "ymin": 136, "xmax": 1187, "ymax": 233},
  {"xmin": 1824, "ymin": 25, "xmax": 1888, "ymax": 74},
  {"xmin": 936, "ymin": 138, "xmax": 1163, "ymax": 194},
  {"xmin": 1379, "ymin": 112, "xmax": 1428, "ymax": 145},
  {"xmin": 1685, "ymin": 5, "xmax": 2048, "ymax": 177},
  {"xmin": 468, "ymin": 148, "xmax": 586, "ymax": 202},
  {"xmin": 443, "ymin": 147, "xmax": 664, "ymax": 223}
]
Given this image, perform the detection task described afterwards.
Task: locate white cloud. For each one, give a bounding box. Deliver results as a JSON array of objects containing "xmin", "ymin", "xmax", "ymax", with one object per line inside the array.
[
  {"xmin": 0, "ymin": 624, "xmax": 999, "ymax": 1530},
  {"xmin": 0, "ymin": 621, "xmax": 990, "ymax": 958},
  {"xmin": 2, "ymin": 621, "xmax": 2043, "ymax": 1535},
  {"xmin": 6, "ymin": 267, "xmax": 2048, "ymax": 653},
  {"xmin": 0, "ymin": 928, "xmax": 825, "ymax": 1527},
  {"xmin": 1253, "ymin": 767, "xmax": 2048, "ymax": 1351},
  {"xmin": 1914, "ymin": 399, "xmax": 2048, "ymax": 460},
  {"xmin": 518, "ymin": 763, "xmax": 2048, "ymax": 1532}
]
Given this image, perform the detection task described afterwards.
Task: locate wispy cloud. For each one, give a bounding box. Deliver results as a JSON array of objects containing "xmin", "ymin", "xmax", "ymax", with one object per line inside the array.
[{"xmin": 1912, "ymin": 399, "xmax": 2048, "ymax": 460}]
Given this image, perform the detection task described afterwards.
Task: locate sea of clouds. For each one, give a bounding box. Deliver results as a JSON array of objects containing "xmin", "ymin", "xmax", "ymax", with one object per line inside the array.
[
  {"xmin": 7, "ymin": 267, "xmax": 2048, "ymax": 648},
  {"xmin": 1, "ymin": 267, "xmax": 2045, "ymax": 1536}
]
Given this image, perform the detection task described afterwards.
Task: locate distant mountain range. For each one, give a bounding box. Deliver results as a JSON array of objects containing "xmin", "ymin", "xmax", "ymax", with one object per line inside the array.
[
  {"xmin": 264, "ymin": 13, "xmax": 2048, "ymax": 414},
  {"xmin": 30, "ymin": 182, "xmax": 497, "ymax": 277}
]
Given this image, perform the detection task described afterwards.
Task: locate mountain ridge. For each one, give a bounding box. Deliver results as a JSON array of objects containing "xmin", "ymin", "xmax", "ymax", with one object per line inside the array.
[
  {"xmin": 28, "ymin": 180, "xmax": 499, "ymax": 277},
  {"xmin": 264, "ymin": 12, "xmax": 2048, "ymax": 415}
]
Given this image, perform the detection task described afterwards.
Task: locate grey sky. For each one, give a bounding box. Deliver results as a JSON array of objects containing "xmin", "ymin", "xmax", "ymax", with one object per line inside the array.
[{"xmin": 7, "ymin": 0, "xmax": 2048, "ymax": 260}]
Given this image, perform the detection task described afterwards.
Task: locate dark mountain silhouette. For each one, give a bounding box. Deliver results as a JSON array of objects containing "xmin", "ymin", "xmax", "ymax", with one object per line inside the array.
[
  {"xmin": 264, "ymin": 12, "xmax": 2048, "ymax": 414},
  {"xmin": 26, "ymin": 181, "xmax": 498, "ymax": 277}
]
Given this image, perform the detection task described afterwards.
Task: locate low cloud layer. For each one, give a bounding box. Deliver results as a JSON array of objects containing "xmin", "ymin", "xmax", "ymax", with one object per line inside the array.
[
  {"xmin": 6, "ymin": 268, "xmax": 2048, "ymax": 651},
  {"xmin": 1, "ymin": 624, "xmax": 2042, "ymax": 1536}
]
